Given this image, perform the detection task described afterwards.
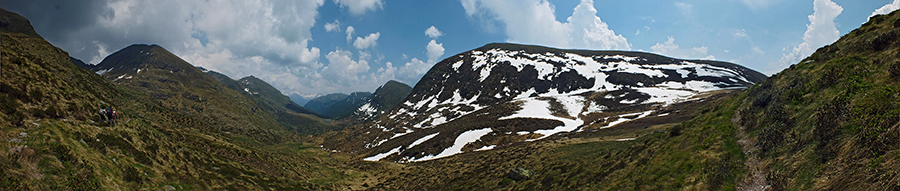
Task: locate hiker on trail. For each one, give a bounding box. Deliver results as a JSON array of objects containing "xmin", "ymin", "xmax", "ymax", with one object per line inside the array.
[
  {"xmin": 106, "ymin": 107, "xmax": 117, "ymax": 126},
  {"xmin": 99, "ymin": 109, "xmax": 107, "ymax": 123}
]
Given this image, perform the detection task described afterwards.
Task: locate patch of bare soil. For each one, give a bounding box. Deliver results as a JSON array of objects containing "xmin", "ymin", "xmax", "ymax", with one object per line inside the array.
[{"xmin": 734, "ymin": 110, "xmax": 771, "ymax": 191}]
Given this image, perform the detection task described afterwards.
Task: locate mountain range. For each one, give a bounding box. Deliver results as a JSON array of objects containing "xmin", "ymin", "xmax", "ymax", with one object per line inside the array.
[
  {"xmin": 324, "ymin": 43, "xmax": 766, "ymax": 162},
  {"xmin": 3, "ymin": 5, "xmax": 899, "ymax": 190},
  {"xmin": 306, "ymin": 92, "xmax": 371, "ymax": 118},
  {"xmin": 289, "ymin": 93, "xmax": 310, "ymax": 106},
  {"xmin": 303, "ymin": 81, "xmax": 412, "ymax": 121}
]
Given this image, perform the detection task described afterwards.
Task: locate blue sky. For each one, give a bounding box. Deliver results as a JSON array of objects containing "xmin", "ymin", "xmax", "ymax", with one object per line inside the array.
[{"xmin": 2, "ymin": 0, "xmax": 899, "ymax": 98}]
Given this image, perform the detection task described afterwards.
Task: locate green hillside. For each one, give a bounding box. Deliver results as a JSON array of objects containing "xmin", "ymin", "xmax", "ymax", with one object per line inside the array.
[
  {"xmin": 0, "ymin": 8, "xmax": 363, "ymax": 190},
  {"xmin": 4, "ymin": 4, "xmax": 899, "ymax": 190},
  {"xmin": 730, "ymin": 11, "xmax": 900, "ymax": 189}
]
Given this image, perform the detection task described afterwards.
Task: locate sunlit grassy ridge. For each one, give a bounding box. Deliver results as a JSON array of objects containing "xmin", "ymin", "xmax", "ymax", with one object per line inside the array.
[
  {"xmin": 731, "ymin": 11, "xmax": 900, "ymax": 189},
  {"xmin": 0, "ymin": 8, "xmax": 363, "ymax": 190}
]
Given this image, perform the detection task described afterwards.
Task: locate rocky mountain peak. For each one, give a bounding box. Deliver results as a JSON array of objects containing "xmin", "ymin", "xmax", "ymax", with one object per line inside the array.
[{"xmin": 325, "ymin": 43, "xmax": 766, "ymax": 162}]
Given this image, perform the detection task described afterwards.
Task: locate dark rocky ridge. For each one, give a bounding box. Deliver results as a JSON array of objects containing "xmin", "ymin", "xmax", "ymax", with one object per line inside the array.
[
  {"xmin": 305, "ymin": 93, "xmax": 350, "ymax": 116},
  {"xmin": 305, "ymin": 80, "xmax": 412, "ymax": 120}
]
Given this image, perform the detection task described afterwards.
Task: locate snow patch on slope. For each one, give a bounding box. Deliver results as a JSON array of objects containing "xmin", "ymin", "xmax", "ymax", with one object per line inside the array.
[
  {"xmin": 500, "ymin": 98, "xmax": 583, "ymax": 140},
  {"xmin": 409, "ymin": 133, "xmax": 439, "ymax": 148},
  {"xmin": 363, "ymin": 146, "xmax": 401, "ymax": 161},
  {"xmin": 410, "ymin": 128, "xmax": 493, "ymax": 162}
]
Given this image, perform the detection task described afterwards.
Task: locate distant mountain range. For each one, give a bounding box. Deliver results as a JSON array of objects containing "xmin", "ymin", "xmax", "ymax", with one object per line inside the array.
[
  {"xmin": 304, "ymin": 80, "xmax": 412, "ymax": 121},
  {"xmin": 289, "ymin": 93, "xmax": 309, "ymax": 106}
]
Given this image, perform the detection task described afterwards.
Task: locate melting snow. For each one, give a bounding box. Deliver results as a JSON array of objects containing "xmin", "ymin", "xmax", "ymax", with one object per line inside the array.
[
  {"xmin": 500, "ymin": 98, "xmax": 583, "ymax": 140},
  {"xmin": 95, "ymin": 68, "xmax": 111, "ymax": 75},
  {"xmin": 363, "ymin": 146, "xmax": 402, "ymax": 161},
  {"xmin": 243, "ymin": 88, "xmax": 258, "ymax": 95},
  {"xmin": 410, "ymin": 128, "xmax": 493, "ymax": 162},
  {"xmin": 114, "ymin": 74, "xmax": 132, "ymax": 80},
  {"xmin": 604, "ymin": 111, "xmax": 654, "ymax": 128},
  {"xmin": 583, "ymin": 102, "xmax": 608, "ymax": 115},
  {"xmin": 451, "ymin": 60, "xmax": 464, "ymax": 70},
  {"xmin": 474, "ymin": 145, "xmax": 496, "ymax": 151},
  {"xmin": 355, "ymin": 102, "xmax": 378, "ymax": 119},
  {"xmin": 390, "ymin": 129, "xmax": 413, "ymax": 139},
  {"xmin": 409, "ymin": 133, "xmax": 439, "ymax": 148},
  {"xmin": 554, "ymin": 96, "xmax": 584, "ymax": 117}
]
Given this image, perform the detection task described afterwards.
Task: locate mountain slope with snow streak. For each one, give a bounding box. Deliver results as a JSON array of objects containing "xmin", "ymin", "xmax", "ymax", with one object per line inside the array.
[
  {"xmin": 324, "ymin": 43, "xmax": 766, "ymax": 162},
  {"xmin": 352, "ymin": 80, "xmax": 413, "ymax": 122}
]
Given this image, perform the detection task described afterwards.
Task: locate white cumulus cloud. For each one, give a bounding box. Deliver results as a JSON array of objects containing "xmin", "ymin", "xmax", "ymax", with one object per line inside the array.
[
  {"xmin": 399, "ymin": 58, "xmax": 430, "ymax": 80},
  {"xmin": 461, "ymin": 0, "xmax": 630, "ymax": 50},
  {"xmin": 870, "ymin": 0, "xmax": 900, "ymax": 19},
  {"xmin": 333, "ymin": 0, "xmax": 383, "ymax": 15},
  {"xmin": 426, "ymin": 39, "xmax": 445, "ymax": 63},
  {"xmin": 650, "ymin": 37, "xmax": 715, "ymax": 60},
  {"xmin": 353, "ymin": 32, "xmax": 380, "ymax": 49},
  {"xmin": 325, "ymin": 20, "xmax": 341, "ymax": 32},
  {"xmin": 323, "ymin": 49, "xmax": 370, "ymax": 84},
  {"xmin": 346, "ymin": 26, "xmax": 356, "ymax": 42},
  {"xmin": 425, "ymin": 26, "xmax": 444, "ymax": 38},
  {"xmin": 768, "ymin": 0, "xmax": 842, "ymax": 75}
]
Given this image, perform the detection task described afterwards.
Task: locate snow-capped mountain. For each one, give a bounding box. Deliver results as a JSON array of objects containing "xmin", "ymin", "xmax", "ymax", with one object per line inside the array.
[{"xmin": 324, "ymin": 43, "xmax": 766, "ymax": 162}]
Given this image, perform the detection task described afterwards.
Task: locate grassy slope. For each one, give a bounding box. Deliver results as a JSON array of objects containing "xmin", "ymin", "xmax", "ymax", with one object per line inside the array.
[
  {"xmin": 0, "ymin": 10, "xmax": 365, "ymax": 189},
  {"xmin": 237, "ymin": 76, "xmax": 340, "ymax": 134},
  {"xmin": 734, "ymin": 11, "xmax": 900, "ymax": 190},
  {"xmin": 358, "ymin": 92, "xmax": 746, "ymax": 190}
]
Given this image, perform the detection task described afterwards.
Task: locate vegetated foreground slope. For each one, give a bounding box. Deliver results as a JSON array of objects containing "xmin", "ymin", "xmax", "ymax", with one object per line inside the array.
[
  {"xmin": 353, "ymin": 91, "xmax": 747, "ymax": 190},
  {"xmin": 325, "ymin": 42, "xmax": 766, "ymax": 162},
  {"xmin": 729, "ymin": 11, "xmax": 900, "ymax": 190},
  {"xmin": 0, "ymin": 8, "xmax": 362, "ymax": 190},
  {"xmin": 92, "ymin": 44, "xmax": 288, "ymax": 142},
  {"xmin": 353, "ymin": 10, "xmax": 900, "ymax": 190}
]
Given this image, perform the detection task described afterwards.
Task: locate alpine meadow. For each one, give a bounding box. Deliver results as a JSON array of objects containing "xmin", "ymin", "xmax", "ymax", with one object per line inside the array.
[{"xmin": 2, "ymin": 0, "xmax": 900, "ymax": 190}]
